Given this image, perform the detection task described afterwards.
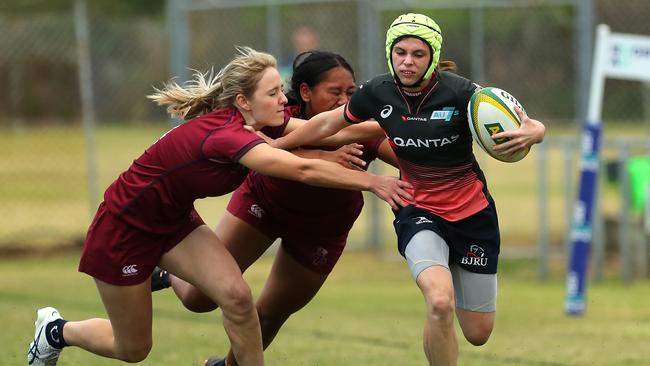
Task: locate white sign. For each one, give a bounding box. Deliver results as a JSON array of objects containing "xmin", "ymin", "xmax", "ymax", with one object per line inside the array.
[
  {"xmin": 604, "ymin": 32, "xmax": 650, "ymax": 82},
  {"xmin": 587, "ymin": 25, "xmax": 650, "ymax": 122}
]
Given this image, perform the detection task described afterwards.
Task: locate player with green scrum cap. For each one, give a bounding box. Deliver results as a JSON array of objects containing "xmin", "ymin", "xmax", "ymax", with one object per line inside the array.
[
  {"xmin": 273, "ymin": 12, "xmax": 546, "ymax": 365},
  {"xmin": 385, "ymin": 12, "xmax": 443, "ymax": 86}
]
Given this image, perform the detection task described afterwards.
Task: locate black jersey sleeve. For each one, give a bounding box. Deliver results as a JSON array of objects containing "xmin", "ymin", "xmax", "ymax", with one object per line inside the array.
[
  {"xmin": 442, "ymin": 71, "xmax": 480, "ymax": 126},
  {"xmin": 446, "ymin": 71, "xmax": 479, "ymax": 107},
  {"xmin": 461, "ymin": 79, "xmax": 480, "ymax": 106},
  {"xmin": 344, "ymin": 79, "xmax": 377, "ymax": 124}
]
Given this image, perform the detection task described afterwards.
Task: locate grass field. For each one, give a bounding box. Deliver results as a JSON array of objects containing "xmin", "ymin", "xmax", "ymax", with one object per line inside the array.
[
  {"xmin": 2, "ymin": 122, "xmax": 649, "ymax": 365},
  {"xmin": 3, "ymin": 250, "xmax": 650, "ymax": 365}
]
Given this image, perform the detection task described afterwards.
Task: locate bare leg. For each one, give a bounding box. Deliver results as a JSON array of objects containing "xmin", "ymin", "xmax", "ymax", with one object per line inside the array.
[
  {"xmin": 160, "ymin": 225, "xmax": 263, "ymax": 366},
  {"xmin": 416, "ymin": 265, "xmax": 458, "ymax": 366},
  {"xmin": 166, "ymin": 212, "xmax": 273, "ymax": 313},
  {"xmin": 456, "ymin": 309, "xmax": 494, "ymax": 346},
  {"xmin": 224, "ymin": 245, "xmax": 329, "ymax": 366},
  {"xmin": 60, "ymin": 279, "xmax": 154, "ymax": 362}
]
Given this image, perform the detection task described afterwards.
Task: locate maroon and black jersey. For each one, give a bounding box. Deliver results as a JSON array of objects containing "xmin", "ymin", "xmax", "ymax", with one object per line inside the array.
[
  {"xmin": 103, "ymin": 106, "xmax": 289, "ymax": 234},
  {"xmin": 344, "ymin": 71, "xmax": 487, "ymax": 221}
]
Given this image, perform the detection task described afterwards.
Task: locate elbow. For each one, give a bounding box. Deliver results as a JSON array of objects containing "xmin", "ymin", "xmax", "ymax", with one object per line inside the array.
[{"xmin": 293, "ymin": 160, "xmax": 319, "ymax": 184}]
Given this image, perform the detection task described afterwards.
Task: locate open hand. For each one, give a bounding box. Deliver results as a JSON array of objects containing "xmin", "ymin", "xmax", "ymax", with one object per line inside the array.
[
  {"xmin": 370, "ymin": 175, "xmax": 413, "ymax": 210},
  {"xmin": 326, "ymin": 143, "xmax": 366, "ymax": 170}
]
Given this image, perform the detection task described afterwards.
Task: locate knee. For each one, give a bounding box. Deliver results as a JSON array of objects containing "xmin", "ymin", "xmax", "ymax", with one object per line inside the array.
[
  {"xmin": 219, "ymin": 281, "xmax": 255, "ymax": 319},
  {"xmin": 425, "ymin": 292, "xmax": 455, "ymax": 323},
  {"xmin": 116, "ymin": 340, "xmax": 152, "ymax": 363},
  {"xmin": 462, "ymin": 322, "xmax": 493, "ymax": 346}
]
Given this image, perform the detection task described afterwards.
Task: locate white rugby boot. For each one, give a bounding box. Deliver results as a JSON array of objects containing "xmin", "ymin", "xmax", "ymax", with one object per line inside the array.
[{"xmin": 27, "ymin": 307, "xmax": 63, "ymax": 366}]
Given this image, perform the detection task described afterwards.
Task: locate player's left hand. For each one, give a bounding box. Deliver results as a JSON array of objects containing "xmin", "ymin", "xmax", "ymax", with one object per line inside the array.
[
  {"xmin": 492, "ymin": 106, "xmax": 545, "ymax": 157},
  {"xmin": 326, "ymin": 143, "xmax": 366, "ymax": 170}
]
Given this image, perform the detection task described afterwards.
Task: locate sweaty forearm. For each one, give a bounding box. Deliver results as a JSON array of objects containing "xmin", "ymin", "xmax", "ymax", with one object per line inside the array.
[
  {"xmin": 297, "ymin": 159, "xmax": 372, "ymax": 191},
  {"xmin": 276, "ymin": 121, "xmax": 333, "ymax": 150},
  {"xmin": 290, "ymin": 148, "xmax": 327, "ymax": 160},
  {"xmin": 316, "ymin": 121, "xmax": 384, "ymax": 147}
]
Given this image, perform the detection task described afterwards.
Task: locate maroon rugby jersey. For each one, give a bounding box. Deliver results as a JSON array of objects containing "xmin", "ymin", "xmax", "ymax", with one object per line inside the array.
[
  {"xmin": 240, "ymin": 105, "xmax": 385, "ymax": 236},
  {"xmin": 103, "ymin": 107, "xmax": 288, "ymax": 234}
]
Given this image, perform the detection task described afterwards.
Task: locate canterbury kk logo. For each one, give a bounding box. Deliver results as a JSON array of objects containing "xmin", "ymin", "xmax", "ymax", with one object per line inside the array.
[
  {"xmin": 122, "ymin": 264, "xmax": 138, "ymax": 276},
  {"xmin": 248, "ymin": 204, "xmax": 264, "ymax": 219}
]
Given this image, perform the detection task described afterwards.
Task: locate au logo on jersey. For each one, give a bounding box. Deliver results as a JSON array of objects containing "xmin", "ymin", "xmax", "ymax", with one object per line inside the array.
[
  {"xmin": 430, "ymin": 107, "xmax": 458, "ymax": 121},
  {"xmin": 483, "ymin": 123, "xmax": 510, "ymax": 144}
]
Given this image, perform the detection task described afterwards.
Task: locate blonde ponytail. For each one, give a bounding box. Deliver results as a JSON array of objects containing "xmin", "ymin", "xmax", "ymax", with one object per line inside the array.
[
  {"xmin": 147, "ymin": 68, "xmax": 222, "ymax": 120},
  {"xmin": 148, "ymin": 46, "xmax": 277, "ymax": 120}
]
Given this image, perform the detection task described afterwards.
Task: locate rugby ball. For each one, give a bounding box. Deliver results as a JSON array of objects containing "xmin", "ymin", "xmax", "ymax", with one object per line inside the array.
[{"xmin": 468, "ymin": 87, "xmax": 529, "ymax": 163}]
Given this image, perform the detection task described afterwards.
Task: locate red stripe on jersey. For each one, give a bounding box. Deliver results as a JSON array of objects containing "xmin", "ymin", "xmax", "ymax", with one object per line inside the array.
[
  {"xmin": 398, "ymin": 159, "xmax": 489, "ymax": 221},
  {"xmin": 344, "ymin": 103, "xmax": 365, "ymax": 124}
]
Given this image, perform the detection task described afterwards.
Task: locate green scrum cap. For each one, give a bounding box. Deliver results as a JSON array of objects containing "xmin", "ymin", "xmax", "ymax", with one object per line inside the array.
[{"xmin": 385, "ymin": 13, "xmax": 442, "ymax": 83}]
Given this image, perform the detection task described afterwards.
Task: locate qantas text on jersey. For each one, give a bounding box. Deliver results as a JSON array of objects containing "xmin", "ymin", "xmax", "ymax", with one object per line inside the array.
[{"xmin": 390, "ymin": 134, "xmax": 460, "ymax": 148}]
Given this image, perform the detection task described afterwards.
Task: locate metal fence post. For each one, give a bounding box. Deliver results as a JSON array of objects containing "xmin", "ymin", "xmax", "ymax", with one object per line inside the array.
[
  {"xmin": 618, "ymin": 141, "xmax": 632, "ymax": 282},
  {"xmin": 575, "ymin": 0, "xmax": 594, "ymax": 122},
  {"xmin": 563, "ymin": 137, "xmax": 576, "ymax": 256},
  {"xmin": 537, "ymin": 141, "xmax": 549, "ymax": 280},
  {"xmin": 469, "ymin": 6, "xmax": 485, "ymax": 85},
  {"xmin": 166, "ymin": 0, "xmax": 189, "ymax": 126},
  {"xmin": 74, "ymin": 0, "xmax": 99, "ymax": 214},
  {"xmin": 266, "ymin": 0, "xmax": 281, "ymax": 60}
]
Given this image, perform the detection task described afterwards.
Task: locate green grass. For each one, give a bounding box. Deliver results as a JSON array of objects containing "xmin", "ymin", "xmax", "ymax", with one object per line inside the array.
[{"xmin": 3, "ymin": 251, "xmax": 650, "ymax": 365}]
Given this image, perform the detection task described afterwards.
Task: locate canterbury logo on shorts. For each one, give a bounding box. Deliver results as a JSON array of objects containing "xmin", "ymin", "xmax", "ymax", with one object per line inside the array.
[
  {"xmin": 122, "ymin": 264, "xmax": 139, "ymax": 276},
  {"xmin": 248, "ymin": 204, "xmax": 264, "ymax": 219}
]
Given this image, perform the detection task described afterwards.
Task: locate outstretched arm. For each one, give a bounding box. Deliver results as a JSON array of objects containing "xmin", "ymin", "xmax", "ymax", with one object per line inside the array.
[
  {"xmin": 377, "ymin": 139, "xmax": 399, "ymax": 169},
  {"xmin": 273, "ymin": 105, "xmax": 349, "ymax": 150},
  {"xmin": 292, "ymin": 144, "xmax": 367, "ymax": 170},
  {"xmin": 239, "ymin": 143, "xmax": 412, "ymax": 209},
  {"xmin": 316, "ymin": 121, "xmax": 385, "ymax": 147}
]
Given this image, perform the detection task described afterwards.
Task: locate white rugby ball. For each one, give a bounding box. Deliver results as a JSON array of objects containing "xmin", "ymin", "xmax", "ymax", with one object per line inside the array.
[{"xmin": 467, "ymin": 87, "xmax": 529, "ymax": 163}]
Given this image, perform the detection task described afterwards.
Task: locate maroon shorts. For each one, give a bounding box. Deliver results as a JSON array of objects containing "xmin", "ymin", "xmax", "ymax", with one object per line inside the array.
[
  {"xmin": 227, "ymin": 186, "xmax": 360, "ymax": 274},
  {"xmin": 78, "ymin": 202, "xmax": 204, "ymax": 286}
]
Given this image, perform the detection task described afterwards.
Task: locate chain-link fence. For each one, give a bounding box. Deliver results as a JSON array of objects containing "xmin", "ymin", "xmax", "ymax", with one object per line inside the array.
[{"xmin": 1, "ymin": 0, "xmax": 649, "ymax": 256}]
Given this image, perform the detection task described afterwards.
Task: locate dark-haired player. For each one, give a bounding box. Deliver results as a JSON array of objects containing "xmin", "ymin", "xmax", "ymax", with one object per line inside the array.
[{"xmin": 272, "ymin": 13, "xmax": 546, "ymax": 366}]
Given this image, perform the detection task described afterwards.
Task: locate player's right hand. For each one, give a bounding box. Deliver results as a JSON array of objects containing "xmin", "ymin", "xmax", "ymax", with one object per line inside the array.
[{"xmin": 370, "ymin": 175, "xmax": 412, "ymax": 210}]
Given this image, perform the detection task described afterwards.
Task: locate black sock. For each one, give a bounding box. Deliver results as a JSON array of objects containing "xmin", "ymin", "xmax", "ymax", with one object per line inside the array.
[
  {"xmin": 45, "ymin": 319, "xmax": 68, "ymax": 349},
  {"xmin": 161, "ymin": 270, "xmax": 171, "ymax": 288}
]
